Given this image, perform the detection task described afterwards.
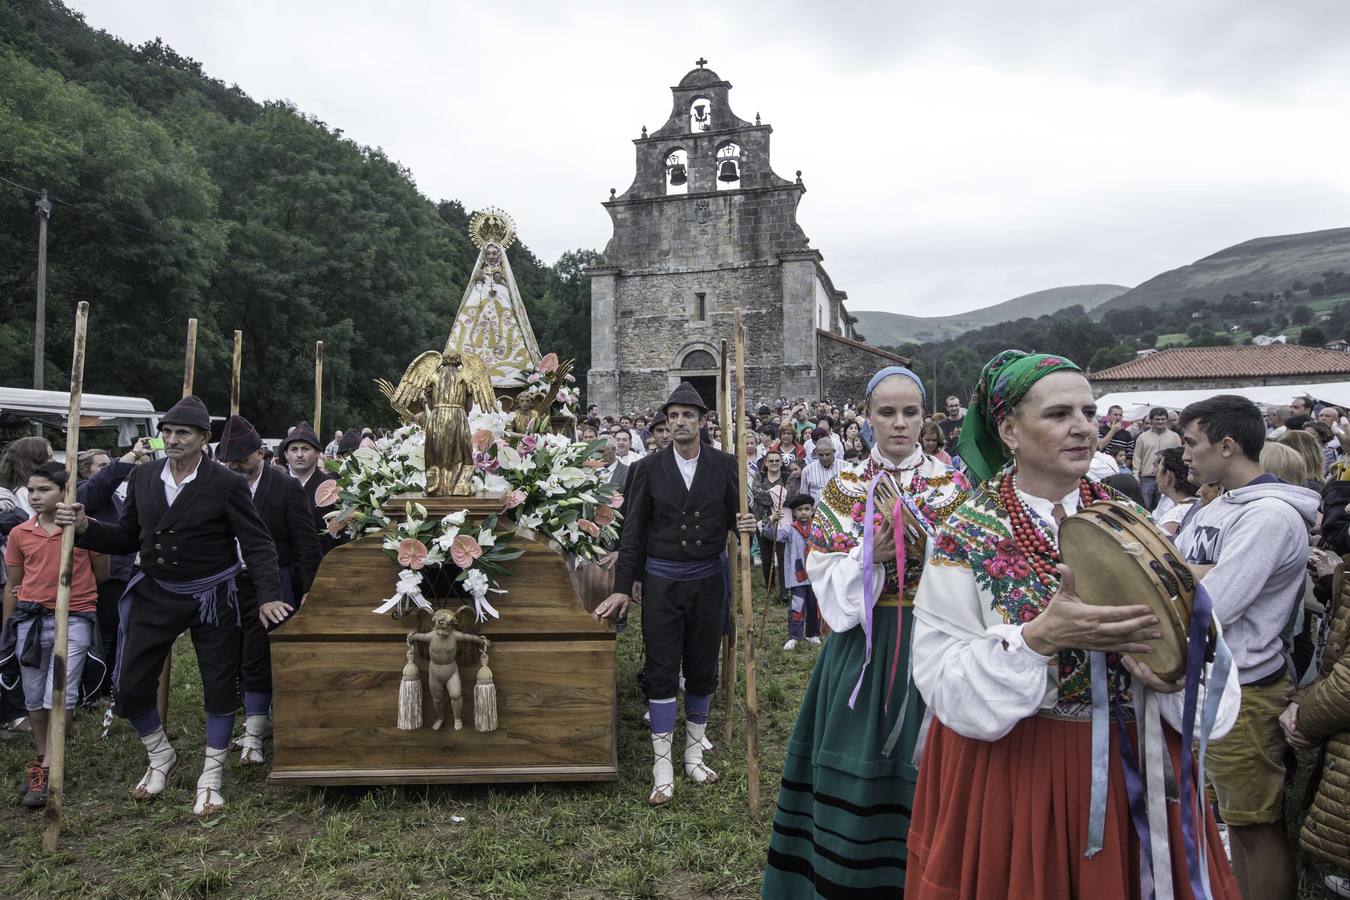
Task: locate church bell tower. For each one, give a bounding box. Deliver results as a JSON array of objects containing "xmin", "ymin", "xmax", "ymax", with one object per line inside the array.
[{"xmin": 587, "ymin": 59, "xmax": 823, "ymax": 413}]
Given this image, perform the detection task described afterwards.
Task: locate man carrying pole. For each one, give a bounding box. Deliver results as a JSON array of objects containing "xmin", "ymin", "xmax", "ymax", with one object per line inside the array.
[
  {"xmin": 157, "ymin": 317, "xmax": 200, "ymax": 726},
  {"xmin": 594, "ymin": 382, "xmax": 758, "ymax": 806},
  {"xmin": 56, "ymin": 394, "xmax": 282, "ymax": 817}
]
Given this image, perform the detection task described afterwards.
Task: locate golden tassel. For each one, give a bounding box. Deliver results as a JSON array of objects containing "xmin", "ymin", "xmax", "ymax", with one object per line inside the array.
[
  {"xmin": 474, "ymin": 646, "xmax": 498, "ymax": 733},
  {"xmin": 397, "ymin": 643, "xmax": 423, "ymax": 730}
]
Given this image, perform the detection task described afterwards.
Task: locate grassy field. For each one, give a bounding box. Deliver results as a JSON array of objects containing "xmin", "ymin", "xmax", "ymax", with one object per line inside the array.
[
  {"xmin": 0, "ymin": 585, "xmax": 1343, "ymax": 899},
  {"xmin": 0, "ymin": 586, "xmax": 815, "ymax": 899}
]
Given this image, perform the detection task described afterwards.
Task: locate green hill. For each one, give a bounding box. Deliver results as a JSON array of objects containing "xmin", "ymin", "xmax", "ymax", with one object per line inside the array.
[
  {"xmin": 1096, "ymin": 227, "xmax": 1350, "ymax": 314},
  {"xmin": 853, "ymin": 284, "xmax": 1128, "ymax": 345}
]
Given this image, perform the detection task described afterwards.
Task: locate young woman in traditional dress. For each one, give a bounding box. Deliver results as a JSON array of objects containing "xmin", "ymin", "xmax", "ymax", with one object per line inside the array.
[
  {"xmin": 906, "ymin": 350, "xmax": 1241, "ymax": 899},
  {"xmin": 762, "ymin": 366, "xmax": 970, "ymax": 899}
]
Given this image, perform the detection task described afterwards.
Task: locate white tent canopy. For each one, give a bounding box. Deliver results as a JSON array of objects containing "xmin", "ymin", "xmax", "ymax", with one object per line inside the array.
[{"xmin": 1094, "ymin": 382, "xmax": 1350, "ymax": 421}]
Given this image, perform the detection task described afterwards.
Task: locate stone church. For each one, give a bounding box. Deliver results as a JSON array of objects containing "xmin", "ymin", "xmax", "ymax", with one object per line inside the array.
[{"xmin": 586, "ymin": 60, "xmax": 907, "ymax": 413}]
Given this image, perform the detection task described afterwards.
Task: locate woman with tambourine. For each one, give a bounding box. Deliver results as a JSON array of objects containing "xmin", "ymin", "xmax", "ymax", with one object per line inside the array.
[{"xmin": 906, "ymin": 350, "xmax": 1242, "ymax": 899}]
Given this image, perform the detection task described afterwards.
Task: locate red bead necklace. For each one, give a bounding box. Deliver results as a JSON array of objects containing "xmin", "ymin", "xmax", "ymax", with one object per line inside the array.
[{"xmin": 998, "ymin": 471, "xmax": 1098, "ymax": 587}]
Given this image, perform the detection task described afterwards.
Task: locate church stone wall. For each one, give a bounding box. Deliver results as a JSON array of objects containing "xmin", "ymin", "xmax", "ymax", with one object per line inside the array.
[{"xmin": 819, "ymin": 332, "xmax": 912, "ymax": 404}]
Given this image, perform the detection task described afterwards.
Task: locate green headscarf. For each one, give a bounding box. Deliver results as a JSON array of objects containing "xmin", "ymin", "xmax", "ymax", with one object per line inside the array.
[{"xmin": 956, "ymin": 349, "xmax": 1084, "ymax": 483}]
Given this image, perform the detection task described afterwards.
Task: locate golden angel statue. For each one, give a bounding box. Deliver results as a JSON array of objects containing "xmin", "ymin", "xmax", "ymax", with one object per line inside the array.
[{"xmin": 376, "ymin": 351, "xmax": 497, "ymax": 495}]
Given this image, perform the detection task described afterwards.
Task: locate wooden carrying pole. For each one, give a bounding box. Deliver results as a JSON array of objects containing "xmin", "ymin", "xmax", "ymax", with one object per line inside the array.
[
  {"xmin": 733, "ymin": 309, "xmax": 761, "ymax": 815},
  {"xmin": 43, "ymin": 300, "xmax": 89, "ymax": 851},
  {"xmin": 158, "ymin": 317, "xmax": 199, "ymax": 726},
  {"xmin": 313, "ymin": 340, "xmax": 324, "ymax": 438},
  {"xmin": 181, "ymin": 318, "xmax": 197, "ymax": 398},
  {"xmin": 229, "ymin": 329, "xmax": 242, "ymax": 416},
  {"xmin": 719, "ymin": 339, "xmax": 737, "ymax": 747}
]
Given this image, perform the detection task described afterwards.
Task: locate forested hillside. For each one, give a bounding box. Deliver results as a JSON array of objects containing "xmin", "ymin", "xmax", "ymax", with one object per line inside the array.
[{"xmin": 0, "ymin": 0, "xmax": 597, "ymax": 434}]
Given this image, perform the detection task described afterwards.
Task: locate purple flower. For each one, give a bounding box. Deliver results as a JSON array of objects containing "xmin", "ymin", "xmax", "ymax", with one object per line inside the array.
[
  {"xmin": 473, "ymin": 451, "xmax": 499, "ymax": 472},
  {"xmin": 520, "ymin": 435, "xmax": 539, "ymax": 455}
]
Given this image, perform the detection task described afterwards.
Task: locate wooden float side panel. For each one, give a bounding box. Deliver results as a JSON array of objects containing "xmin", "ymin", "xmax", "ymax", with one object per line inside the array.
[
  {"xmin": 270, "ymin": 638, "xmax": 617, "ymax": 777},
  {"xmin": 274, "ymin": 533, "xmax": 611, "ymax": 640}
]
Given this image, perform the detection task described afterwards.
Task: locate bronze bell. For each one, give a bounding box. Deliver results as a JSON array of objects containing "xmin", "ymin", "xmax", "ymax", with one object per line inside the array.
[
  {"xmin": 717, "ymin": 160, "xmax": 740, "ymax": 183},
  {"xmin": 669, "ymin": 164, "xmax": 688, "ymax": 186}
]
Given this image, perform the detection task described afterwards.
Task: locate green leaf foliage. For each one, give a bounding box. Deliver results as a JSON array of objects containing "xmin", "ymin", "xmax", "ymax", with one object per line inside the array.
[{"xmin": 0, "ymin": 0, "xmax": 599, "ymax": 436}]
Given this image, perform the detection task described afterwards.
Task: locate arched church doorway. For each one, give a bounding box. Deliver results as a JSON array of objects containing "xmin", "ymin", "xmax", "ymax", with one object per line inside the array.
[{"xmin": 669, "ymin": 346, "xmax": 719, "ymax": 414}]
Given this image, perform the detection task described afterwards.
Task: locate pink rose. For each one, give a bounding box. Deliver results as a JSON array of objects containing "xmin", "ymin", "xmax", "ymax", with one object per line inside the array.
[
  {"xmin": 450, "ymin": 534, "xmax": 483, "ymax": 568},
  {"xmin": 577, "ymin": 519, "xmax": 600, "ymax": 538},
  {"xmin": 314, "ymin": 480, "xmax": 340, "ymax": 507},
  {"xmin": 594, "ymin": 505, "xmax": 615, "ymax": 526},
  {"xmin": 398, "ymin": 538, "xmax": 429, "ymax": 570},
  {"xmin": 526, "ymin": 372, "xmax": 542, "ymax": 384},
  {"xmin": 472, "ymin": 429, "xmax": 495, "ymax": 452},
  {"xmin": 606, "ymin": 493, "xmax": 623, "ymax": 510},
  {"xmin": 504, "ymin": 489, "xmax": 526, "ymax": 510},
  {"xmin": 538, "ymin": 352, "xmax": 559, "ymax": 373}
]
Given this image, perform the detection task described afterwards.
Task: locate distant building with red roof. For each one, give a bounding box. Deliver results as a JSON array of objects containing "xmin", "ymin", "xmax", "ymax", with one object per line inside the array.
[{"xmin": 1089, "ymin": 344, "xmax": 1350, "ymax": 395}]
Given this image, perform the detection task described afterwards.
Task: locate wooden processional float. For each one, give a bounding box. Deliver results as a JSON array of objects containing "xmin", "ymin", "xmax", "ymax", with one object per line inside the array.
[{"xmin": 268, "ymin": 208, "xmax": 619, "ymax": 785}]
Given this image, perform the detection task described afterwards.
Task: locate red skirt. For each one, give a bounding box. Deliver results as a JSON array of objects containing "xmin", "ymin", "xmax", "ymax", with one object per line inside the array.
[{"xmin": 907, "ymin": 716, "xmax": 1239, "ymax": 900}]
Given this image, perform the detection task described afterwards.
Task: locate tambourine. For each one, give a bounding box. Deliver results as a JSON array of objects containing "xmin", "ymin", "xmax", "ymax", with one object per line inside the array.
[
  {"xmin": 1059, "ymin": 500, "xmax": 1205, "ymax": 682},
  {"xmin": 872, "ymin": 475, "xmax": 930, "ymax": 560}
]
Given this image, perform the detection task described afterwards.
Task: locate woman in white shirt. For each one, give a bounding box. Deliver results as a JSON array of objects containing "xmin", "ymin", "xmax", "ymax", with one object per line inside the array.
[{"xmin": 905, "ymin": 350, "xmax": 1240, "ymax": 899}]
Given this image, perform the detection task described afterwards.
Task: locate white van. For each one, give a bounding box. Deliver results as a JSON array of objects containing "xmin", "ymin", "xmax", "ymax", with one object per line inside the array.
[{"xmin": 0, "ymin": 386, "xmax": 160, "ymax": 458}]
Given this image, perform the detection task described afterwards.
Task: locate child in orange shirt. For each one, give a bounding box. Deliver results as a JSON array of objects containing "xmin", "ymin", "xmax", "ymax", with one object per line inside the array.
[{"xmin": 1, "ymin": 462, "xmax": 106, "ymax": 809}]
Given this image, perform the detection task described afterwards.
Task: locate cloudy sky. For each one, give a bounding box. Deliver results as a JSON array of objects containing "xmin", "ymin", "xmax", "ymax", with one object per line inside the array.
[{"xmin": 72, "ymin": 1, "xmax": 1350, "ymax": 316}]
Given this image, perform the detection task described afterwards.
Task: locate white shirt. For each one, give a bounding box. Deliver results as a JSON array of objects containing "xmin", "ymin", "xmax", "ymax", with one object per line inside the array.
[
  {"xmin": 290, "ymin": 466, "xmax": 318, "ymax": 488},
  {"xmin": 910, "ymin": 482, "xmax": 1241, "ymax": 744},
  {"xmin": 674, "ymin": 449, "xmax": 700, "ymax": 490},
  {"xmin": 160, "ymin": 454, "xmax": 204, "ymax": 506},
  {"xmin": 800, "ymin": 457, "xmax": 844, "ymax": 502}
]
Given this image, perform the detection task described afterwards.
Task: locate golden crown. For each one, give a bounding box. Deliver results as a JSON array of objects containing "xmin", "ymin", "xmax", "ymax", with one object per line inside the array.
[{"xmin": 469, "ymin": 207, "xmax": 517, "ymax": 250}]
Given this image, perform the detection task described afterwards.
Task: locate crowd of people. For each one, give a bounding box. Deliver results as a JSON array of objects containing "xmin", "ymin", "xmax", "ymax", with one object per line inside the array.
[{"xmin": 4, "ymin": 355, "xmax": 1350, "ymax": 899}]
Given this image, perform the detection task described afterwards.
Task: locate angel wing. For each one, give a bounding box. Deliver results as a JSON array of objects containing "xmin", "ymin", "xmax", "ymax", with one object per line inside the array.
[
  {"xmin": 540, "ymin": 359, "xmax": 575, "ymax": 410},
  {"xmin": 458, "ymin": 352, "xmax": 498, "ymax": 414},
  {"xmin": 376, "ymin": 351, "xmax": 441, "ymax": 423}
]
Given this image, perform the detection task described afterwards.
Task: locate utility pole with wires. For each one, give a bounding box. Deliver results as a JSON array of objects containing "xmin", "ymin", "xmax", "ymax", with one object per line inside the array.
[{"xmin": 33, "ymin": 189, "xmax": 51, "ymax": 393}]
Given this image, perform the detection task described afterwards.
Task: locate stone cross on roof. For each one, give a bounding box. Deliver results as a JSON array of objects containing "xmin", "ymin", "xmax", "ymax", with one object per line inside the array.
[{"xmin": 696, "ymin": 57, "xmax": 707, "ymax": 68}]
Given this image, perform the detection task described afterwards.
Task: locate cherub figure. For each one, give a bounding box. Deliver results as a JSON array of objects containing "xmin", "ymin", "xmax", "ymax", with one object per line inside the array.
[{"xmin": 407, "ymin": 607, "xmax": 489, "ymax": 731}]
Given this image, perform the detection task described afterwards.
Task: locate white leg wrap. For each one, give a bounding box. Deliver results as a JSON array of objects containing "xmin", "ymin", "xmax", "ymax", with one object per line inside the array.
[
  {"xmin": 649, "ymin": 731, "xmax": 675, "ymax": 806},
  {"xmin": 193, "ymin": 747, "xmax": 227, "ymax": 816},
  {"xmin": 237, "ymin": 714, "xmax": 269, "ymax": 766},
  {"xmin": 132, "ymin": 727, "xmax": 177, "ymax": 800},
  {"xmin": 684, "ymin": 721, "xmax": 720, "ymax": 785}
]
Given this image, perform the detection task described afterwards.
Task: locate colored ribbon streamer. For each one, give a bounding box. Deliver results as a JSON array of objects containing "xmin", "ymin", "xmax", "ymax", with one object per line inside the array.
[
  {"xmin": 1179, "ymin": 583, "xmax": 1224, "ymax": 900},
  {"xmin": 1113, "ymin": 697, "xmax": 1157, "ymax": 898},
  {"xmin": 1086, "ymin": 650, "xmax": 1110, "ymax": 858},
  {"xmin": 850, "ymin": 473, "xmax": 884, "ymax": 708}
]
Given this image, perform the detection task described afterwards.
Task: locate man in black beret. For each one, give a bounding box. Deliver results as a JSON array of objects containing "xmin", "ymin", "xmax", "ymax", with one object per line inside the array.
[
  {"xmin": 56, "ymin": 395, "xmax": 281, "ymax": 817},
  {"xmin": 280, "ymin": 421, "xmax": 342, "ymax": 554},
  {"xmin": 594, "ymin": 381, "xmax": 757, "ymax": 806},
  {"xmin": 218, "ymin": 415, "xmax": 321, "ymax": 766},
  {"xmin": 649, "ymin": 411, "xmax": 672, "ymax": 451}
]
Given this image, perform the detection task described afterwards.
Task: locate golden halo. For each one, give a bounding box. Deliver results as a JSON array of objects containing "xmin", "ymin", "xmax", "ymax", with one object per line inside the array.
[{"xmin": 469, "ymin": 207, "xmax": 517, "ymax": 250}]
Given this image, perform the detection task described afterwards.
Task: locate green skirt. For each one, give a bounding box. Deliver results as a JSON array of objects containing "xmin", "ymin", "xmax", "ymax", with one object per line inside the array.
[{"xmin": 762, "ymin": 604, "xmax": 920, "ymax": 899}]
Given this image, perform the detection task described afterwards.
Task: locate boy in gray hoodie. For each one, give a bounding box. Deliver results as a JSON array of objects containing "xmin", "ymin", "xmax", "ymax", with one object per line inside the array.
[{"xmin": 1176, "ymin": 394, "xmax": 1318, "ymax": 900}]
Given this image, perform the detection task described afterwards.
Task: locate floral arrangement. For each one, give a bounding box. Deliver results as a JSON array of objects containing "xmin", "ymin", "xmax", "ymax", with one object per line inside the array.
[
  {"xmin": 322, "ymin": 372, "xmax": 623, "ymax": 621},
  {"xmin": 371, "ymin": 503, "xmax": 523, "ymax": 620},
  {"xmin": 514, "ymin": 352, "xmax": 579, "ymax": 419},
  {"xmin": 470, "ymin": 430, "xmax": 624, "ymax": 559}
]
